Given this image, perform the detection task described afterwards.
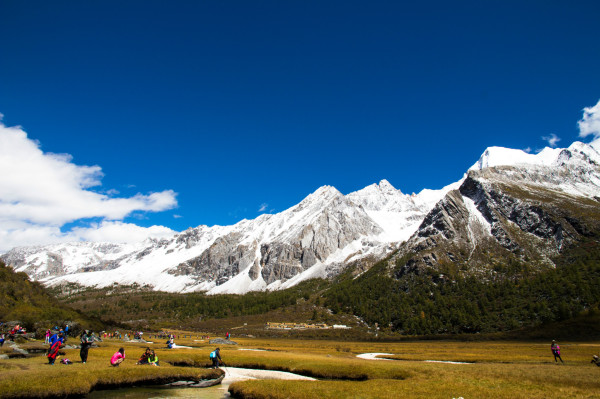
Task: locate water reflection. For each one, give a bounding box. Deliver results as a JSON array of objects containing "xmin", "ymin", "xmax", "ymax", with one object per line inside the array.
[{"xmin": 86, "ymin": 384, "xmax": 230, "ymax": 399}]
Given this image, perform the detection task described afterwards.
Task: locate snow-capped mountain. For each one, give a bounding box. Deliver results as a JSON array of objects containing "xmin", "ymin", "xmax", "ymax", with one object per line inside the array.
[
  {"xmin": 3, "ymin": 141, "xmax": 600, "ymax": 294},
  {"xmin": 1, "ymin": 179, "xmax": 453, "ymax": 294}
]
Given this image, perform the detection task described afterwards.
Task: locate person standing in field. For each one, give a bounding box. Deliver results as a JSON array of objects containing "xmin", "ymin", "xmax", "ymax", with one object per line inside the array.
[
  {"xmin": 47, "ymin": 332, "xmax": 64, "ymax": 365},
  {"xmin": 110, "ymin": 348, "xmax": 125, "ymax": 367},
  {"xmin": 551, "ymin": 340, "xmax": 564, "ymax": 363},
  {"xmin": 79, "ymin": 330, "xmax": 94, "ymax": 364}
]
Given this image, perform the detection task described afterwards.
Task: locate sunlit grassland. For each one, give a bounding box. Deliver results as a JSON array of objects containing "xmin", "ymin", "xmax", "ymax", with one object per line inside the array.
[
  {"xmin": 222, "ymin": 338, "xmax": 600, "ymax": 399},
  {"xmin": 2, "ymin": 336, "xmax": 600, "ymax": 398},
  {"xmin": 0, "ymin": 340, "xmax": 220, "ymax": 398}
]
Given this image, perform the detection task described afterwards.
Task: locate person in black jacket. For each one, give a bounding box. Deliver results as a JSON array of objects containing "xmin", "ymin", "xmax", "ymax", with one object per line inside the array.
[{"xmin": 79, "ymin": 330, "xmax": 93, "ymax": 364}]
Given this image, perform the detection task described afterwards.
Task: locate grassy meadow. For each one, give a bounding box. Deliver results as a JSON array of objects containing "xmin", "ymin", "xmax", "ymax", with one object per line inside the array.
[
  {"xmin": 2, "ymin": 334, "xmax": 600, "ymax": 398},
  {"xmin": 224, "ymin": 338, "xmax": 600, "ymax": 399},
  {"xmin": 0, "ymin": 337, "xmax": 221, "ymax": 398}
]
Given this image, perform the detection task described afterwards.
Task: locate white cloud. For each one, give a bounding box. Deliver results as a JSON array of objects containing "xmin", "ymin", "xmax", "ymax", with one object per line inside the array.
[
  {"xmin": 0, "ymin": 119, "xmax": 179, "ymax": 252},
  {"xmin": 71, "ymin": 221, "xmax": 175, "ymax": 243},
  {"xmin": 541, "ymin": 133, "xmax": 561, "ymax": 147},
  {"xmin": 578, "ymin": 99, "xmax": 600, "ymax": 148},
  {"xmin": 258, "ymin": 203, "xmax": 268, "ymax": 212}
]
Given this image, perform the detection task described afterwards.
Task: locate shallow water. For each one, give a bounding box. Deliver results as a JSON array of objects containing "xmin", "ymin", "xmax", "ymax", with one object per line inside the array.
[
  {"xmin": 86, "ymin": 384, "xmax": 230, "ymax": 399},
  {"xmin": 85, "ymin": 367, "xmax": 314, "ymax": 398}
]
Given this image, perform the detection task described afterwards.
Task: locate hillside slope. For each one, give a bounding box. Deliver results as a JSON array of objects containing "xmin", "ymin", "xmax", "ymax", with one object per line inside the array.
[{"xmin": 0, "ymin": 260, "xmax": 101, "ymax": 332}]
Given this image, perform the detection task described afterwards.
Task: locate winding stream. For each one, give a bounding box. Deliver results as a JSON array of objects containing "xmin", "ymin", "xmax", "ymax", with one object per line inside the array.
[
  {"xmin": 87, "ymin": 384, "xmax": 229, "ymax": 399},
  {"xmin": 86, "ymin": 367, "xmax": 315, "ymax": 399}
]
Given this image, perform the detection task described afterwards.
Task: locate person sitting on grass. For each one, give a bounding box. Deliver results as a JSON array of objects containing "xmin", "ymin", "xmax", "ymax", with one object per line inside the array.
[
  {"xmin": 209, "ymin": 348, "xmax": 223, "ymax": 369},
  {"xmin": 592, "ymin": 355, "xmax": 600, "ymax": 367},
  {"xmin": 110, "ymin": 348, "xmax": 125, "ymax": 367},
  {"xmin": 148, "ymin": 350, "xmax": 159, "ymax": 366},
  {"xmin": 136, "ymin": 347, "xmax": 151, "ymax": 365}
]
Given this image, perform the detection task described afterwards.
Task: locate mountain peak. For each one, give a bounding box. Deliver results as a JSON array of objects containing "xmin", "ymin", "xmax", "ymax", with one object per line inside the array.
[
  {"xmin": 298, "ymin": 185, "xmax": 343, "ymax": 206},
  {"xmin": 470, "ymin": 145, "xmax": 562, "ymax": 171},
  {"xmin": 378, "ymin": 179, "xmax": 399, "ymax": 192}
]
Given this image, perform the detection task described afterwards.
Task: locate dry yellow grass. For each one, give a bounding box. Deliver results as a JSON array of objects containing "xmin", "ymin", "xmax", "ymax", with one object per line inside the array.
[
  {"xmin": 2, "ymin": 336, "xmax": 600, "ymax": 398},
  {"xmin": 0, "ymin": 340, "xmax": 220, "ymax": 398},
  {"xmin": 223, "ymin": 338, "xmax": 600, "ymax": 399}
]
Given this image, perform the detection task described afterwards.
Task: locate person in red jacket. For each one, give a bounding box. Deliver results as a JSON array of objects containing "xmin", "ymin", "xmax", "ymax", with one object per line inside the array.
[{"xmin": 47, "ymin": 334, "xmax": 63, "ymax": 365}]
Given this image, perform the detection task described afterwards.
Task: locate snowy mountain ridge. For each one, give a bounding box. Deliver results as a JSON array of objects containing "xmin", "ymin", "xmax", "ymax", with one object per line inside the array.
[{"xmin": 3, "ymin": 141, "xmax": 600, "ymax": 294}]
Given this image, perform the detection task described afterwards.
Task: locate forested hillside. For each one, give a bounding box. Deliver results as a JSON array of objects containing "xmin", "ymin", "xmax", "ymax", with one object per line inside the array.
[
  {"xmin": 325, "ymin": 239, "xmax": 600, "ymax": 335},
  {"xmin": 0, "ymin": 260, "xmax": 100, "ymax": 332},
  {"xmin": 57, "ymin": 279, "xmax": 334, "ymax": 331}
]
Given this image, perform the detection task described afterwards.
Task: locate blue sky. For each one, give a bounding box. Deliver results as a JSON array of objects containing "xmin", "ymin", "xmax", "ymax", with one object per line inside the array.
[{"xmin": 1, "ymin": 1, "xmax": 600, "ymax": 250}]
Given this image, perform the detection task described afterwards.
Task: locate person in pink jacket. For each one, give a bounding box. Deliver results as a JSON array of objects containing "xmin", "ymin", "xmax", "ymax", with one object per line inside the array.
[
  {"xmin": 110, "ymin": 347, "xmax": 125, "ymax": 367},
  {"xmin": 551, "ymin": 340, "xmax": 564, "ymax": 363}
]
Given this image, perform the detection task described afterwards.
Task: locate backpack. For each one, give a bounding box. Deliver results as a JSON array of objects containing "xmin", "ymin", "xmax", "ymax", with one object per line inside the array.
[{"xmin": 209, "ymin": 350, "xmax": 216, "ymax": 359}]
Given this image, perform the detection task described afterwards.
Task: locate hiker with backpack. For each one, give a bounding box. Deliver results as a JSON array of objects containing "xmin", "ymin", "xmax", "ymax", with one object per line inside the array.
[
  {"xmin": 551, "ymin": 340, "xmax": 564, "ymax": 363},
  {"xmin": 209, "ymin": 348, "xmax": 223, "ymax": 368}
]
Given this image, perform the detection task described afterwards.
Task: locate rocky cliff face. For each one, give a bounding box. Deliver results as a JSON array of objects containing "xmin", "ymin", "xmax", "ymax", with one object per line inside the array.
[
  {"xmin": 170, "ymin": 187, "xmax": 384, "ymax": 287},
  {"xmin": 394, "ymin": 143, "xmax": 600, "ymax": 279}
]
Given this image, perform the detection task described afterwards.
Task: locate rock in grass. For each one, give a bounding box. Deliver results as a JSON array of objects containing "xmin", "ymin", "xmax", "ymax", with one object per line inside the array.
[
  {"xmin": 12, "ymin": 347, "xmax": 28, "ymax": 356},
  {"xmin": 209, "ymin": 338, "xmax": 237, "ymax": 345}
]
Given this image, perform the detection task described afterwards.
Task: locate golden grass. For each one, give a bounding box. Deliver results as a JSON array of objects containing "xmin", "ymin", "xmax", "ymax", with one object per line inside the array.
[
  {"xmin": 2, "ymin": 336, "xmax": 600, "ymax": 398},
  {"xmin": 0, "ymin": 340, "xmax": 221, "ymax": 398},
  {"xmin": 222, "ymin": 338, "xmax": 600, "ymax": 399}
]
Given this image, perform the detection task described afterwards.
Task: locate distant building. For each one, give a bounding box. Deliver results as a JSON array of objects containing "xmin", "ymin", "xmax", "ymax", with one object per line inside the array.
[{"xmin": 266, "ymin": 322, "xmax": 338, "ymax": 330}]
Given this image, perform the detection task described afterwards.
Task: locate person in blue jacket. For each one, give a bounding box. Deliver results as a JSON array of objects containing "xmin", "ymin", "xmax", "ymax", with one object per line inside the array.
[{"xmin": 49, "ymin": 331, "xmax": 65, "ymax": 346}]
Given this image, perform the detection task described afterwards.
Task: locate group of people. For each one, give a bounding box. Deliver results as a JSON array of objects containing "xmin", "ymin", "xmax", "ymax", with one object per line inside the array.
[
  {"xmin": 109, "ymin": 346, "xmax": 223, "ymax": 369},
  {"xmin": 550, "ymin": 339, "xmax": 600, "ymax": 367},
  {"xmin": 136, "ymin": 347, "xmax": 159, "ymax": 366},
  {"xmin": 41, "ymin": 325, "xmax": 226, "ymax": 370},
  {"xmin": 9, "ymin": 324, "xmax": 26, "ymax": 336}
]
